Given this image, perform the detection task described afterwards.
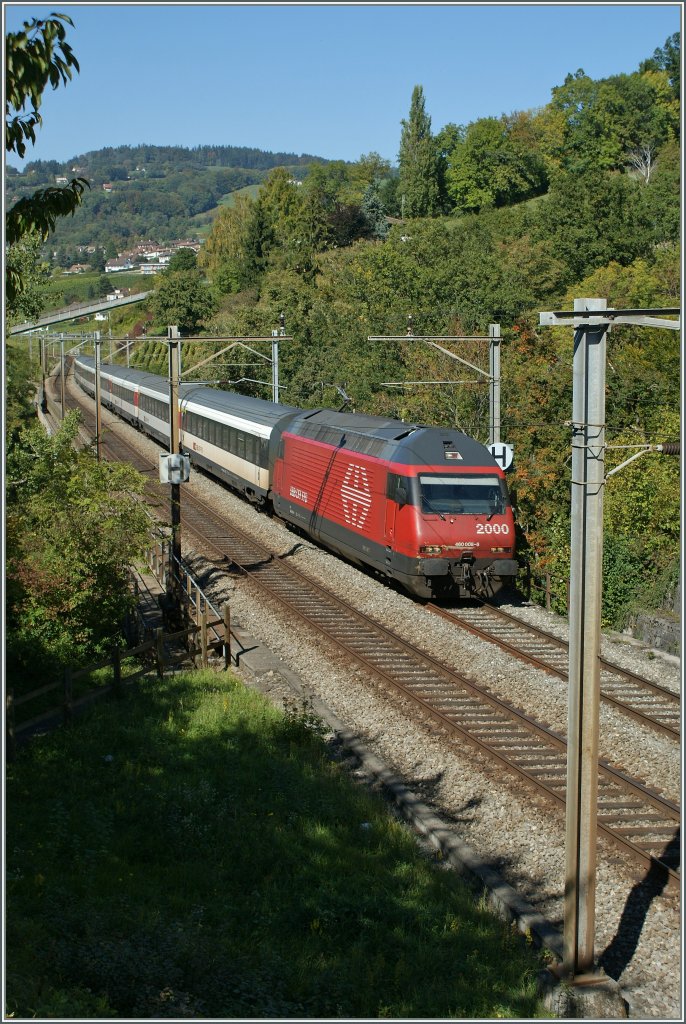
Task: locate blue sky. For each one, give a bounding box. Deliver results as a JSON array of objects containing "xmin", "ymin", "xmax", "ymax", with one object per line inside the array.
[{"xmin": 5, "ymin": 2, "xmax": 682, "ymax": 169}]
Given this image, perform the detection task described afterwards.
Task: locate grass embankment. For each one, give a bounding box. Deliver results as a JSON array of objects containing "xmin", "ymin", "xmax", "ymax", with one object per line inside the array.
[{"xmin": 6, "ymin": 669, "xmax": 550, "ymax": 1019}]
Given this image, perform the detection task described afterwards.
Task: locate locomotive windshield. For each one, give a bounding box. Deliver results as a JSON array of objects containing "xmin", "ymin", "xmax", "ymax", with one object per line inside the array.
[{"xmin": 419, "ymin": 474, "xmax": 506, "ymax": 515}]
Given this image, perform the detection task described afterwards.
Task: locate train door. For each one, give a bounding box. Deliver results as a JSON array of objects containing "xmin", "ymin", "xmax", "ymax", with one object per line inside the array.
[
  {"xmin": 383, "ymin": 474, "xmax": 400, "ymax": 575},
  {"xmin": 384, "ymin": 495, "xmax": 397, "ymax": 540}
]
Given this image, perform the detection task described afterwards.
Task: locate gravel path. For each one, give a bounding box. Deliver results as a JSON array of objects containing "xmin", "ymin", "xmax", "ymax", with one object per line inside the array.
[{"xmin": 85, "ymin": 391, "xmax": 683, "ymax": 1020}]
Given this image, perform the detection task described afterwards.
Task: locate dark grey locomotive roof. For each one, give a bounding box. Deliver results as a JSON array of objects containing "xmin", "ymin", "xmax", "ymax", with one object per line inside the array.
[
  {"xmin": 276, "ymin": 407, "xmax": 497, "ymax": 470},
  {"xmin": 74, "ymin": 356, "xmax": 300, "ymax": 430}
]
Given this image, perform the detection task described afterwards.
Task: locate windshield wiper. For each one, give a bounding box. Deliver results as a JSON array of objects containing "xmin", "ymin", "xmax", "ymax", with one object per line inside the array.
[{"xmin": 422, "ymin": 497, "xmax": 447, "ymax": 521}]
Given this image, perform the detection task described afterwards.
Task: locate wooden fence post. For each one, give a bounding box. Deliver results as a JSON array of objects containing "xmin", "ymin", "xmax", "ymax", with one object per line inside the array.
[
  {"xmin": 6, "ymin": 689, "xmax": 16, "ymax": 762},
  {"xmin": 155, "ymin": 628, "xmax": 165, "ymax": 679},
  {"xmin": 200, "ymin": 606, "xmax": 208, "ymax": 669},
  {"xmin": 112, "ymin": 646, "xmax": 122, "ymax": 698},
  {"xmin": 223, "ymin": 604, "xmax": 231, "ymax": 670},
  {"xmin": 63, "ymin": 667, "xmax": 73, "ymax": 725}
]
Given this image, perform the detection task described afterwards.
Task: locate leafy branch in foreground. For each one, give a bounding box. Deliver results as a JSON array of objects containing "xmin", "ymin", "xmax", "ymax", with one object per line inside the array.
[
  {"xmin": 5, "ymin": 12, "xmax": 90, "ymax": 308},
  {"xmin": 5, "ymin": 12, "xmax": 79, "ymax": 157}
]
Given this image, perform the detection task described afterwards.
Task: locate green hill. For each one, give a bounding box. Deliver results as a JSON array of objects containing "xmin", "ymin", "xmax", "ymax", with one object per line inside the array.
[{"xmin": 5, "ymin": 144, "xmax": 331, "ymax": 254}]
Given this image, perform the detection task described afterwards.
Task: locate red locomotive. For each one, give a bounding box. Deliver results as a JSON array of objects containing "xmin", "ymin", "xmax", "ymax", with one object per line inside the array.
[{"xmin": 271, "ymin": 407, "xmax": 518, "ymax": 599}]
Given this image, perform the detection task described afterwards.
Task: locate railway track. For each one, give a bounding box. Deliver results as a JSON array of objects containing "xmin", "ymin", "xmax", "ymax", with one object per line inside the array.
[
  {"xmin": 429, "ymin": 602, "xmax": 681, "ymax": 742},
  {"xmin": 49, "ymin": 374, "xmax": 681, "ymax": 888}
]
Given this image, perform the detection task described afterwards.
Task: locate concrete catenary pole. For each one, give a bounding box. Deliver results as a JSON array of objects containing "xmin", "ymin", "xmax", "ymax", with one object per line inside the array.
[
  {"xmin": 564, "ymin": 297, "xmax": 608, "ymax": 977},
  {"xmin": 272, "ymin": 312, "xmax": 285, "ymax": 404}
]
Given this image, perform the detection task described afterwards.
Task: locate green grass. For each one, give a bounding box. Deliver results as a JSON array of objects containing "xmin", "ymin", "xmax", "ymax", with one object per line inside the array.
[
  {"xmin": 6, "ymin": 669, "xmax": 550, "ymax": 1019},
  {"xmin": 217, "ymin": 182, "xmax": 262, "ymax": 207}
]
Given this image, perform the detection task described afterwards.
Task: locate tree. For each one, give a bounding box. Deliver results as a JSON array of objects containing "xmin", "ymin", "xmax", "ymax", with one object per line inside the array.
[
  {"xmin": 398, "ymin": 85, "xmax": 444, "ymax": 217},
  {"xmin": 150, "ymin": 266, "xmax": 217, "ymax": 334},
  {"xmin": 6, "ymin": 414, "xmax": 152, "ymax": 682},
  {"xmin": 361, "ymin": 180, "xmax": 388, "ymax": 239},
  {"xmin": 5, "ymin": 232, "xmax": 49, "ymax": 325},
  {"xmin": 446, "ymin": 114, "xmax": 547, "ymax": 212},
  {"xmin": 640, "ymin": 31, "xmax": 680, "ymax": 99},
  {"xmin": 5, "ymin": 13, "xmax": 89, "ymax": 306},
  {"xmin": 167, "ymin": 246, "xmax": 198, "ymax": 271}
]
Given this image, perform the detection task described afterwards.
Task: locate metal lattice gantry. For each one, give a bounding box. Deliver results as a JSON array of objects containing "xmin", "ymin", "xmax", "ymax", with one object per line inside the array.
[{"xmin": 368, "ymin": 319, "xmax": 503, "ymax": 446}]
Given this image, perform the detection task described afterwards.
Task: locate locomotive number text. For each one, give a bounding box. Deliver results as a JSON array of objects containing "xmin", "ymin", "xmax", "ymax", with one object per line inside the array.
[{"xmin": 476, "ymin": 522, "xmax": 510, "ymax": 535}]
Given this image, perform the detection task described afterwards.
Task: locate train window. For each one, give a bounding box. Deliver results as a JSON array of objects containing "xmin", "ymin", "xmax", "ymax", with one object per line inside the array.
[
  {"xmin": 418, "ymin": 474, "xmax": 505, "ymax": 515},
  {"xmin": 387, "ymin": 473, "xmax": 412, "ymax": 506}
]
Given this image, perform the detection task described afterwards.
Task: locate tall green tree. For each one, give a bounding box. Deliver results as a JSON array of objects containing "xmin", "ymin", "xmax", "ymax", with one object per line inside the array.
[
  {"xmin": 5, "ymin": 13, "xmax": 90, "ymax": 307},
  {"xmin": 151, "ymin": 270, "xmax": 217, "ymax": 335},
  {"xmin": 398, "ymin": 85, "xmax": 444, "ymax": 217},
  {"xmin": 198, "ymin": 195, "xmax": 258, "ymax": 293}
]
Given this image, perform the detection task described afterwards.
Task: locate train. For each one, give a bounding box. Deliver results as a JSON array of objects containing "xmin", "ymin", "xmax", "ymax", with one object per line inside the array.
[{"xmin": 73, "ymin": 354, "xmax": 519, "ymax": 600}]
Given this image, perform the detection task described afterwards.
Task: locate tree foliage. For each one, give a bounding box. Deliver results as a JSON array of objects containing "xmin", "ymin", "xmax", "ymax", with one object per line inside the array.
[
  {"xmin": 5, "ymin": 12, "xmax": 89, "ymax": 305},
  {"xmin": 6, "ymin": 415, "xmax": 152, "ymax": 683},
  {"xmin": 446, "ymin": 114, "xmax": 548, "ymax": 212},
  {"xmin": 398, "ymin": 85, "xmax": 444, "ymax": 217},
  {"xmin": 5, "ymin": 231, "xmax": 49, "ymax": 324},
  {"xmin": 150, "ymin": 263, "xmax": 218, "ymax": 334}
]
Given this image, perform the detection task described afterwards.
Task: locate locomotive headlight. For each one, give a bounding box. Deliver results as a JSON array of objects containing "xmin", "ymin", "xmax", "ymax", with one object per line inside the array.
[{"xmin": 419, "ymin": 545, "xmax": 442, "ymax": 554}]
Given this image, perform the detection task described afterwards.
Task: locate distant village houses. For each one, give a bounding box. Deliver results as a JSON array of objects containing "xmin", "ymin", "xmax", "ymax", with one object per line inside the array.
[
  {"xmin": 105, "ymin": 256, "xmax": 135, "ymax": 272},
  {"xmin": 103, "ymin": 239, "xmax": 202, "ymax": 274}
]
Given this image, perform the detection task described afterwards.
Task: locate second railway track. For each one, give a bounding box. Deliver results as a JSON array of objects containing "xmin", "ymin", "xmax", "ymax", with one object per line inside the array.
[
  {"xmin": 429, "ymin": 601, "xmax": 681, "ymax": 742},
  {"xmin": 48, "ymin": 371, "xmax": 681, "ymax": 888}
]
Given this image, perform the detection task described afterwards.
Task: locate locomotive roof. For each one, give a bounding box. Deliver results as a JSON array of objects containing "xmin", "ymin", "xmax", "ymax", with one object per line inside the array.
[{"xmin": 281, "ymin": 407, "xmax": 496, "ymax": 469}]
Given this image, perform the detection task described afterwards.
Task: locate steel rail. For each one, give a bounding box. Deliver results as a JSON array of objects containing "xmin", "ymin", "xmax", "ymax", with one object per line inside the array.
[{"xmin": 428, "ymin": 602, "xmax": 681, "ymax": 741}]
